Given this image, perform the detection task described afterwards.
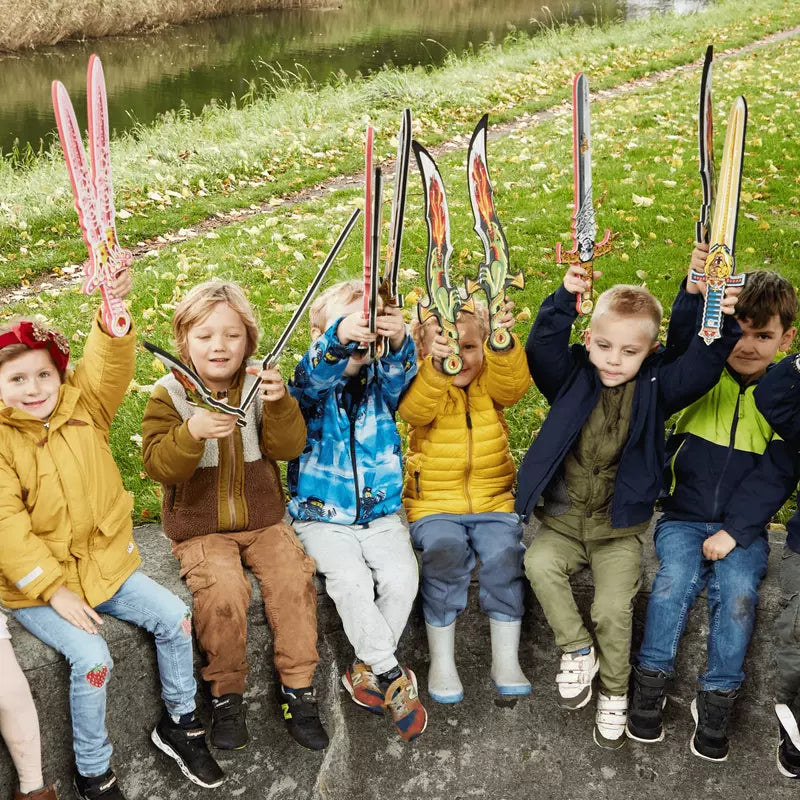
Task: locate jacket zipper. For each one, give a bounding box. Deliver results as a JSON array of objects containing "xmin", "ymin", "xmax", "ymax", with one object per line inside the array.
[
  {"xmin": 463, "ymin": 387, "xmax": 473, "ymax": 514},
  {"xmin": 349, "ymin": 416, "xmax": 361, "ymax": 522},
  {"xmin": 668, "ymin": 439, "xmax": 686, "ymax": 495},
  {"xmin": 227, "ymin": 435, "xmax": 237, "ymax": 530},
  {"xmin": 710, "ymin": 387, "xmax": 743, "ymax": 520}
]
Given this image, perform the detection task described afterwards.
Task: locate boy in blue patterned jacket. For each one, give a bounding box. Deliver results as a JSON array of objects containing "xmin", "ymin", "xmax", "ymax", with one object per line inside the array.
[{"xmin": 288, "ymin": 279, "xmax": 426, "ymax": 741}]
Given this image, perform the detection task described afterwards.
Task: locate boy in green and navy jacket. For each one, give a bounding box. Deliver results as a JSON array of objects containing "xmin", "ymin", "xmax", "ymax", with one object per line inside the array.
[{"xmin": 628, "ymin": 249, "xmax": 800, "ymax": 764}]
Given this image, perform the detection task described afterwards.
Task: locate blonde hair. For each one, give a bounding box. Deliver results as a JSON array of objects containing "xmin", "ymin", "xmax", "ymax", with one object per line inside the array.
[
  {"xmin": 410, "ymin": 300, "xmax": 490, "ymax": 355},
  {"xmin": 172, "ymin": 281, "xmax": 259, "ymax": 362},
  {"xmin": 309, "ymin": 279, "xmax": 365, "ymax": 332},
  {"xmin": 592, "ymin": 285, "xmax": 662, "ymax": 341}
]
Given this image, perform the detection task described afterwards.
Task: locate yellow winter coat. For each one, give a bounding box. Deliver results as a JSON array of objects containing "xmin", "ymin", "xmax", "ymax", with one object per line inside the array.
[
  {"xmin": 0, "ymin": 315, "xmax": 139, "ymax": 609},
  {"xmin": 398, "ymin": 335, "xmax": 531, "ymax": 523}
]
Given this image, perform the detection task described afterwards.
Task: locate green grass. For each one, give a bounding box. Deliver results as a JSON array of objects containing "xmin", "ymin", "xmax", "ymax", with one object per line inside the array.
[
  {"xmin": 2, "ymin": 0, "xmax": 800, "ymax": 286},
  {"xmin": 3, "ymin": 3, "xmax": 800, "ymax": 523}
]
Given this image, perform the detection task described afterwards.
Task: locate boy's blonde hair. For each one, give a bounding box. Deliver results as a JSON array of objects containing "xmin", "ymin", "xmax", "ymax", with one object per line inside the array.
[
  {"xmin": 592, "ymin": 285, "xmax": 663, "ymax": 340},
  {"xmin": 309, "ymin": 279, "xmax": 365, "ymax": 332},
  {"xmin": 172, "ymin": 281, "xmax": 260, "ymax": 363},
  {"xmin": 410, "ymin": 300, "xmax": 491, "ymax": 355}
]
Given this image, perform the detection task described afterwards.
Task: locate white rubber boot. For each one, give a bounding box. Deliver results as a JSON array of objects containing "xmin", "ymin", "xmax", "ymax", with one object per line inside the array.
[
  {"xmin": 425, "ymin": 622, "xmax": 464, "ymax": 703},
  {"xmin": 489, "ymin": 619, "xmax": 531, "ymax": 696}
]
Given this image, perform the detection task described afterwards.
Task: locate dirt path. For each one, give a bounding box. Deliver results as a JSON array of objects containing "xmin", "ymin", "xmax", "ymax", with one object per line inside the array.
[{"xmin": 3, "ymin": 23, "xmax": 799, "ymax": 307}]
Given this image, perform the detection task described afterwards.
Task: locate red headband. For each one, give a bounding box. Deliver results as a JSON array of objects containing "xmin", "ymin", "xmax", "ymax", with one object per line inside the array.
[{"xmin": 0, "ymin": 321, "xmax": 70, "ymax": 373}]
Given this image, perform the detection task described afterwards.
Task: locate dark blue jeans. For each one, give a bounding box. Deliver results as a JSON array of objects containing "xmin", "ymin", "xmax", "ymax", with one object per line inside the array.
[{"xmin": 637, "ymin": 518, "xmax": 769, "ymax": 691}]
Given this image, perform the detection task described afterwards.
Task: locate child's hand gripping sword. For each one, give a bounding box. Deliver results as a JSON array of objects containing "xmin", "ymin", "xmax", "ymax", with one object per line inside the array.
[
  {"xmin": 556, "ymin": 73, "xmax": 612, "ymax": 316},
  {"xmin": 689, "ymin": 97, "xmax": 747, "ymax": 344},
  {"xmin": 413, "ymin": 141, "xmax": 474, "ymax": 376},
  {"xmin": 239, "ymin": 207, "xmax": 361, "ymax": 413},
  {"xmin": 464, "ymin": 114, "xmax": 524, "ymax": 351},
  {"xmin": 53, "ymin": 54, "xmax": 131, "ymax": 338},
  {"xmin": 696, "ymin": 46, "xmax": 715, "ymax": 246},
  {"xmin": 377, "ymin": 109, "xmax": 412, "ymax": 358}
]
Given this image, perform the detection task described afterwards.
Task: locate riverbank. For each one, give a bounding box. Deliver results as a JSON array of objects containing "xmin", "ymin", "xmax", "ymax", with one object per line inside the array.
[
  {"xmin": 1, "ymin": 0, "xmax": 799, "ymax": 519},
  {"xmin": 0, "ymin": 0, "xmax": 339, "ymax": 52}
]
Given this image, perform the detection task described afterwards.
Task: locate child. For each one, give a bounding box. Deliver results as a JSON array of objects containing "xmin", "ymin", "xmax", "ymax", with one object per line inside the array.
[
  {"xmin": 628, "ymin": 254, "xmax": 799, "ymax": 763},
  {"xmin": 753, "ymin": 349, "xmax": 800, "ymax": 777},
  {"xmin": 398, "ymin": 301, "xmax": 531, "ymax": 702},
  {"xmin": 0, "ymin": 612, "xmax": 57, "ymax": 800},
  {"xmin": 141, "ymin": 280, "xmax": 327, "ymax": 752},
  {"xmin": 287, "ymin": 279, "xmax": 426, "ymax": 741},
  {"xmin": 0, "ymin": 273, "xmax": 223, "ymax": 800},
  {"xmin": 517, "ymin": 262, "xmax": 742, "ymax": 749}
]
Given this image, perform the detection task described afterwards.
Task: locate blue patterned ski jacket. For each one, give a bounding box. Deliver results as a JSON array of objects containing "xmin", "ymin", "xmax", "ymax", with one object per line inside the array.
[{"xmin": 287, "ymin": 319, "xmax": 417, "ymax": 525}]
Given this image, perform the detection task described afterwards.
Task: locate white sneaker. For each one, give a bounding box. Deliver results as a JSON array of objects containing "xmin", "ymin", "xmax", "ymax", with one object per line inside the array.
[
  {"xmin": 425, "ymin": 622, "xmax": 464, "ymax": 703},
  {"xmin": 556, "ymin": 646, "xmax": 598, "ymax": 709},
  {"xmin": 489, "ymin": 619, "xmax": 531, "ymax": 696},
  {"xmin": 594, "ymin": 692, "xmax": 628, "ymax": 750}
]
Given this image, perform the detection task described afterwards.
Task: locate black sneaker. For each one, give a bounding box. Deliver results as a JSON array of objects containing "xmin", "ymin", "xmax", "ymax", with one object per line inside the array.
[
  {"xmin": 776, "ymin": 703, "xmax": 800, "ymax": 778},
  {"xmin": 279, "ymin": 684, "xmax": 329, "ymax": 751},
  {"xmin": 211, "ymin": 693, "xmax": 249, "ymax": 750},
  {"xmin": 690, "ymin": 689, "xmax": 737, "ymax": 762},
  {"xmin": 626, "ymin": 665, "xmax": 669, "ymax": 743},
  {"xmin": 151, "ymin": 711, "xmax": 225, "ymax": 788},
  {"xmin": 73, "ymin": 768, "xmax": 126, "ymax": 800}
]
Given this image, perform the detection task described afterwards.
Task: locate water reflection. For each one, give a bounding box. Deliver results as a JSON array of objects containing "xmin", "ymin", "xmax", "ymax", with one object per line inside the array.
[{"xmin": 0, "ymin": 0, "xmax": 707, "ymax": 154}]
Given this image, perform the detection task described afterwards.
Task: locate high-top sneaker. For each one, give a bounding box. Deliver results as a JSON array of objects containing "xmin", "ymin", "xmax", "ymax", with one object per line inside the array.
[
  {"xmin": 211, "ymin": 693, "xmax": 248, "ymax": 750},
  {"xmin": 690, "ymin": 689, "xmax": 737, "ymax": 762},
  {"xmin": 626, "ymin": 665, "xmax": 669, "ymax": 743},
  {"xmin": 775, "ymin": 703, "xmax": 800, "ymax": 778},
  {"xmin": 151, "ymin": 711, "xmax": 225, "ymax": 787},
  {"xmin": 73, "ymin": 769, "xmax": 125, "ymax": 800},
  {"xmin": 278, "ymin": 685, "xmax": 329, "ymax": 750}
]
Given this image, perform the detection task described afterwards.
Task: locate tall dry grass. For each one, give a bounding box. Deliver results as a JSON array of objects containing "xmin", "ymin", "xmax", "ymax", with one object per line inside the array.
[{"xmin": 0, "ymin": 0, "xmax": 338, "ymax": 52}]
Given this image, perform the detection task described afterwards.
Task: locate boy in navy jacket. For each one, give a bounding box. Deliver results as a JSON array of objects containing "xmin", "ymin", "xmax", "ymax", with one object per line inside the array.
[{"xmin": 517, "ymin": 260, "xmax": 741, "ymax": 749}]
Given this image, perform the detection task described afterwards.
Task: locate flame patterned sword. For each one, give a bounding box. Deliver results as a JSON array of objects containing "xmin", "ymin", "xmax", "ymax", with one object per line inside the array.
[
  {"xmin": 413, "ymin": 141, "xmax": 474, "ymax": 376},
  {"xmin": 689, "ymin": 97, "xmax": 748, "ymax": 345},
  {"xmin": 696, "ymin": 46, "xmax": 715, "ymax": 245},
  {"xmin": 52, "ymin": 55, "xmax": 131, "ymax": 337},
  {"xmin": 465, "ymin": 114, "xmax": 524, "ymax": 351},
  {"xmin": 556, "ymin": 72, "xmax": 612, "ymax": 316}
]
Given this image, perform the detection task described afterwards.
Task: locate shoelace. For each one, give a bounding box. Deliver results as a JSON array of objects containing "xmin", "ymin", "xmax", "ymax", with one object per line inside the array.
[
  {"xmin": 702, "ymin": 700, "xmax": 732, "ymax": 735},
  {"xmin": 633, "ymin": 682, "xmax": 665, "ymax": 711},
  {"xmin": 385, "ymin": 681, "xmax": 413, "ymax": 717}
]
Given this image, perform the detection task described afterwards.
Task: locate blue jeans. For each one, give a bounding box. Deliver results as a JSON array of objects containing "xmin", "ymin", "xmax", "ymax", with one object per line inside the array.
[
  {"xmin": 410, "ymin": 512, "xmax": 525, "ymax": 627},
  {"xmin": 14, "ymin": 571, "xmax": 195, "ymax": 777},
  {"xmin": 637, "ymin": 518, "xmax": 769, "ymax": 691}
]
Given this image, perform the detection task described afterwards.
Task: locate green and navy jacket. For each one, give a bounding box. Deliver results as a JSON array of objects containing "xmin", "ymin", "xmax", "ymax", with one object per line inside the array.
[
  {"xmin": 287, "ymin": 319, "xmax": 417, "ymax": 525},
  {"xmin": 662, "ymin": 288, "xmax": 800, "ymax": 548}
]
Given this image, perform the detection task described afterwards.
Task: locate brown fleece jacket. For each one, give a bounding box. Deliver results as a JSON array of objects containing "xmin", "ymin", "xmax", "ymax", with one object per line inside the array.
[{"xmin": 141, "ymin": 364, "xmax": 306, "ymax": 541}]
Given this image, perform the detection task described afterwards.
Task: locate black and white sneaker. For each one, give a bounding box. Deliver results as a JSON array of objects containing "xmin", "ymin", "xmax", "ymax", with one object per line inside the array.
[
  {"xmin": 151, "ymin": 711, "xmax": 225, "ymax": 788},
  {"xmin": 690, "ymin": 689, "xmax": 737, "ymax": 762},
  {"xmin": 279, "ymin": 684, "xmax": 329, "ymax": 751},
  {"xmin": 73, "ymin": 768, "xmax": 126, "ymax": 800},
  {"xmin": 776, "ymin": 703, "xmax": 800, "ymax": 778},
  {"xmin": 626, "ymin": 665, "xmax": 669, "ymax": 743},
  {"xmin": 211, "ymin": 693, "xmax": 249, "ymax": 750}
]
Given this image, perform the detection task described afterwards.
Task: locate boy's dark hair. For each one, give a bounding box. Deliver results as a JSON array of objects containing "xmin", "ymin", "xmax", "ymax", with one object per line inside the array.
[{"xmin": 735, "ymin": 270, "xmax": 798, "ymax": 331}]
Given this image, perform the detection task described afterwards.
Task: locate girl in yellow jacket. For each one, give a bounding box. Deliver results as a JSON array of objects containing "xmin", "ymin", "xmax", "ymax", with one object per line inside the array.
[
  {"xmin": 399, "ymin": 302, "xmax": 532, "ymax": 703},
  {"xmin": 0, "ymin": 274, "xmax": 223, "ymax": 799}
]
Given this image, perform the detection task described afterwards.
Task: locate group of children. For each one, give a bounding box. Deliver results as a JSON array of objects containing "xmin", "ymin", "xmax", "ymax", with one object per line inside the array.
[{"xmin": 1, "ymin": 236, "xmax": 800, "ymax": 799}]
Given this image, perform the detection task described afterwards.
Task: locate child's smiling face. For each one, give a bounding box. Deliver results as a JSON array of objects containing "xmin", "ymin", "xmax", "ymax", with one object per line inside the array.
[
  {"xmin": 0, "ymin": 349, "xmax": 62, "ymax": 420},
  {"xmin": 186, "ymin": 301, "xmax": 248, "ymax": 392}
]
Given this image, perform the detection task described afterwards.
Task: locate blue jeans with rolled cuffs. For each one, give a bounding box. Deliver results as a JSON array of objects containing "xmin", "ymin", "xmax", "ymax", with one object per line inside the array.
[
  {"xmin": 637, "ymin": 518, "xmax": 769, "ymax": 691},
  {"xmin": 14, "ymin": 571, "xmax": 195, "ymax": 777},
  {"xmin": 409, "ymin": 512, "xmax": 526, "ymax": 627}
]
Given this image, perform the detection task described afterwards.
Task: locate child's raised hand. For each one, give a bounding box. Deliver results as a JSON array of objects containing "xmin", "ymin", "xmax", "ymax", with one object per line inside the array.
[
  {"xmin": 686, "ymin": 242, "xmax": 710, "ymax": 295},
  {"xmin": 721, "ymin": 284, "xmax": 741, "ymax": 316},
  {"xmin": 50, "ymin": 586, "xmax": 103, "ymax": 635},
  {"xmin": 337, "ymin": 311, "xmax": 375, "ymax": 346},
  {"xmin": 429, "ymin": 331, "xmax": 454, "ymax": 372},
  {"xmin": 497, "ymin": 298, "xmax": 515, "ymax": 330},
  {"xmin": 109, "ymin": 269, "xmax": 132, "ymax": 300},
  {"xmin": 375, "ymin": 306, "xmax": 406, "ymax": 351},
  {"xmin": 247, "ymin": 365, "xmax": 286, "ymax": 403},
  {"xmin": 563, "ymin": 264, "xmax": 601, "ymax": 296},
  {"xmin": 187, "ymin": 408, "xmax": 239, "ymax": 441}
]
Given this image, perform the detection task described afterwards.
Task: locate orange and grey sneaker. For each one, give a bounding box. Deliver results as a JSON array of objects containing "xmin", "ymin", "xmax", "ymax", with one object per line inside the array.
[
  {"xmin": 342, "ymin": 662, "xmax": 385, "ymax": 714},
  {"xmin": 383, "ymin": 667, "xmax": 428, "ymax": 742}
]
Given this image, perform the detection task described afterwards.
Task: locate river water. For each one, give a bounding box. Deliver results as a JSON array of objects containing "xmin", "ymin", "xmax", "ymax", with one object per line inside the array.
[{"xmin": 0, "ymin": 0, "xmax": 706, "ymax": 156}]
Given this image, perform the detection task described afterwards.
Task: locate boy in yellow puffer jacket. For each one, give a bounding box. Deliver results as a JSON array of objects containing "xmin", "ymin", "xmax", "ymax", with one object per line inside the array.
[
  {"xmin": 0, "ymin": 273, "xmax": 223, "ymax": 799},
  {"xmin": 399, "ymin": 301, "xmax": 531, "ymax": 703}
]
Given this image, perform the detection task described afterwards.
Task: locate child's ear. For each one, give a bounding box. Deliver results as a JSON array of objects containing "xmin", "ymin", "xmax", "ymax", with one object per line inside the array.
[
  {"xmin": 779, "ymin": 326, "xmax": 797, "ymax": 354},
  {"xmin": 310, "ymin": 326, "xmax": 323, "ymax": 341},
  {"xmin": 584, "ymin": 328, "xmax": 592, "ymax": 348},
  {"xmin": 649, "ymin": 340, "xmax": 660, "ymax": 354}
]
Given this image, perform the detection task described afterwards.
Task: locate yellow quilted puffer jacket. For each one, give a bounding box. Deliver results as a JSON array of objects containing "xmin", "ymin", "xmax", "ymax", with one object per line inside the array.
[
  {"xmin": 398, "ymin": 335, "xmax": 531, "ymax": 523},
  {"xmin": 0, "ymin": 315, "xmax": 140, "ymax": 609}
]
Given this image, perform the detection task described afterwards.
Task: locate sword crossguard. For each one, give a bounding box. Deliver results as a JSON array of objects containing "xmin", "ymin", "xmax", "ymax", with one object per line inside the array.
[
  {"xmin": 556, "ymin": 231, "xmax": 612, "ymax": 315},
  {"xmin": 689, "ymin": 243, "xmax": 746, "ymax": 344}
]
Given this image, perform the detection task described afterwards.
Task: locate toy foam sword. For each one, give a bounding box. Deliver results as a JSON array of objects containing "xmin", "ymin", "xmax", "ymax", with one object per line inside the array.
[
  {"xmin": 413, "ymin": 140, "xmax": 475, "ymax": 376},
  {"xmin": 689, "ymin": 97, "xmax": 747, "ymax": 344},
  {"xmin": 240, "ymin": 206, "xmax": 361, "ymax": 412},
  {"xmin": 377, "ymin": 109, "xmax": 413, "ymax": 357},
  {"xmin": 465, "ymin": 114, "xmax": 524, "ymax": 351},
  {"xmin": 556, "ymin": 72, "xmax": 612, "ymax": 316},
  {"xmin": 53, "ymin": 55, "xmax": 131, "ymax": 338},
  {"xmin": 696, "ymin": 46, "xmax": 715, "ymax": 245}
]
